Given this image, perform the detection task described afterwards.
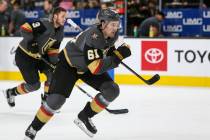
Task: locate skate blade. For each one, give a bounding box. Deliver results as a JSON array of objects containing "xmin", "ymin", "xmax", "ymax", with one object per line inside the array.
[
  {"xmin": 23, "ymin": 136, "xmax": 32, "ymax": 140},
  {"xmin": 74, "ymin": 118, "xmax": 94, "ymax": 138}
]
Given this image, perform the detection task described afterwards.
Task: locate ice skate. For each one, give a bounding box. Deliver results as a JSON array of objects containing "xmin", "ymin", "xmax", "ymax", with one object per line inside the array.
[
  {"xmin": 24, "ymin": 125, "xmax": 37, "ymax": 140},
  {"xmin": 74, "ymin": 102, "xmax": 97, "ymax": 137},
  {"xmin": 3, "ymin": 89, "xmax": 15, "ymax": 107},
  {"xmin": 74, "ymin": 111, "xmax": 97, "ymax": 137}
]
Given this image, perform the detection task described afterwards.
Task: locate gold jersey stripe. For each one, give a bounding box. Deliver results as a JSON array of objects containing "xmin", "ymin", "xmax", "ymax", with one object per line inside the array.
[
  {"xmin": 64, "ymin": 48, "xmax": 73, "ymax": 67},
  {"xmin": 88, "ymin": 59, "xmax": 102, "ymax": 74},
  {"xmin": 18, "ymin": 45, "xmax": 41, "ymax": 59}
]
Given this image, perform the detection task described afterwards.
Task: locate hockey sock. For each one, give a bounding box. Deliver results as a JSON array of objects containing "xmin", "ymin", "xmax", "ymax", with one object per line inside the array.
[
  {"xmin": 83, "ymin": 102, "xmax": 97, "ymax": 118},
  {"xmin": 15, "ymin": 83, "xmax": 29, "ymax": 95},
  {"xmin": 32, "ymin": 105, "xmax": 54, "ymax": 131},
  {"xmin": 90, "ymin": 97, "xmax": 107, "ymax": 114}
]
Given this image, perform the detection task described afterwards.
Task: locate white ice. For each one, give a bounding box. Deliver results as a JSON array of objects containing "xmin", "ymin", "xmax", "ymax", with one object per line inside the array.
[{"xmin": 0, "ymin": 80, "xmax": 210, "ymax": 140}]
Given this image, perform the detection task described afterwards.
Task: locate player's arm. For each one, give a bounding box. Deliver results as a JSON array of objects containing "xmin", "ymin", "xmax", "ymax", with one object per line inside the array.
[
  {"xmin": 46, "ymin": 28, "xmax": 64, "ymax": 64},
  {"xmin": 47, "ymin": 42, "xmax": 60, "ymax": 64},
  {"xmin": 84, "ymin": 44, "xmax": 130, "ymax": 75},
  {"xmin": 20, "ymin": 22, "xmax": 34, "ymax": 43},
  {"xmin": 20, "ymin": 21, "xmax": 46, "ymax": 53}
]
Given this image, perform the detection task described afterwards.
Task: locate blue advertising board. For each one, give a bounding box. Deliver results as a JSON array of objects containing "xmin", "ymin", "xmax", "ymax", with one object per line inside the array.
[{"xmin": 162, "ymin": 8, "xmax": 210, "ymax": 37}]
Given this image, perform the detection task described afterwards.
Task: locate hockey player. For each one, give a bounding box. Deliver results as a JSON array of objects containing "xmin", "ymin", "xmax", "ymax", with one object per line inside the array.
[
  {"xmin": 24, "ymin": 8, "xmax": 131, "ymax": 140},
  {"xmin": 3, "ymin": 7, "xmax": 67, "ymax": 107}
]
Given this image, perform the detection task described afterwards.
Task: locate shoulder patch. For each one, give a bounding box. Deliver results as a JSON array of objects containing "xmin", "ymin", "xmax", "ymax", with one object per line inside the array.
[
  {"xmin": 30, "ymin": 21, "xmax": 47, "ymax": 34},
  {"xmin": 31, "ymin": 21, "xmax": 41, "ymax": 29},
  {"xmin": 21, "ymin": 23, "xmax": 33, "ymax": 32}
]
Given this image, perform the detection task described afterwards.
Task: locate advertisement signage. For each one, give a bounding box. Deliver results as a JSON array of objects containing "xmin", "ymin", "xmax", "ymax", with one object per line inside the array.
[
  {"xmin": 141, "ymin": 41, "xmax": 167, "ymax": 71},
  {"xmin": 163, "ymin": 9, "xmax": 210, "ymax": 37}
]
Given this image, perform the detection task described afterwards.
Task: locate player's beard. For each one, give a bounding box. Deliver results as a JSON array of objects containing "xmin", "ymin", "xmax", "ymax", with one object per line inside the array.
[{"xmin": 54, "ymin": 19, "xmax": 64, "ymax": 28}]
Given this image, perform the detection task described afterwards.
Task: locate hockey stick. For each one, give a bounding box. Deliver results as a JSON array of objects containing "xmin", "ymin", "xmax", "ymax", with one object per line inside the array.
[
  {"xmin": 67, "ymin": 19, "xmax": 83, "ymax": 31},
  {"xmin": 41, "ymin": 57, "xmax": 129, "ymax": 115},
  {"xmin": 75, "ymin": 85, "xmax": 128, "ymax": 114},
  {"xmin": 120, "ymin": 62, "xmax": 160, "ymax": 85}
]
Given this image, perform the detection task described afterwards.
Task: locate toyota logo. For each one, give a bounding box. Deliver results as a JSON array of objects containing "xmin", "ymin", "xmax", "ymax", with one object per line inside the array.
[{"xmin": 144, "ymin": 48, "xmax": 164, "ymax": 63}]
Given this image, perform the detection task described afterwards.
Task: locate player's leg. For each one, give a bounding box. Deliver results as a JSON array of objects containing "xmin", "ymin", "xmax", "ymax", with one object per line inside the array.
[
  {"xmin": 75, "ymin": 72, "xmax": 119, "ymax": 137},
  {"xmin": 25, "ymin": 94, "xmax": 66, "ymax": 140},
  {"xmin": 24, "ymin": 52, "xmax": 78, "ymax": 140},
  {"xmin": 41, "ymin": 69, "xmax": 53, "ymax": 103},
  {"xmin": 37, "ymin": 56, "xmax": 54, "ymax": 103},
  {"xmin": 4, "ymin": 48, "xmax": 41, "ymax": 107}
]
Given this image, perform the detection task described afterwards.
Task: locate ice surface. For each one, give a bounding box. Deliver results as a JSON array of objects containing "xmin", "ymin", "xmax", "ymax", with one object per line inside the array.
[{"xmin": 0, "ymin": 81, "xmax": 210, "ymax": 140}]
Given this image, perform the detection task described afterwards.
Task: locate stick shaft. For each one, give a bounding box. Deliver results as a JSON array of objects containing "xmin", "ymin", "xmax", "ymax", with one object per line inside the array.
[
  {"xmin": 120, "ymin": 61, "xmax": 160, "ymax": 85},
  {"xmin": 120, "ymin": 62, "xmax": 147, "ymax": 82}
]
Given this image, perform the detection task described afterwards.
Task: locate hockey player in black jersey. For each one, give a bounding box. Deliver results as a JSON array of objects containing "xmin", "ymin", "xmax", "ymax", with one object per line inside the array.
[
  {"xmin": 24, "ymin": 8, "xmax": 131, "ymax": 140},
  {"xmin": 3, "ymin": 7, "xmax": 67, "ymax": 107}
]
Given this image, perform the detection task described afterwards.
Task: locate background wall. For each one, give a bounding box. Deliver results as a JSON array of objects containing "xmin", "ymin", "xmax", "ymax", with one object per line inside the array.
[{"xmin": 0, "ymin": 37, "xmax": 210, "ymax": 87}]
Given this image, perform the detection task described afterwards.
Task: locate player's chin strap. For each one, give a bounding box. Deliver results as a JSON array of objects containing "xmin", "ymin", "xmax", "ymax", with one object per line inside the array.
[{"xmin": 40, "ymin": 57, "xmax": 129, "ymax": 115}]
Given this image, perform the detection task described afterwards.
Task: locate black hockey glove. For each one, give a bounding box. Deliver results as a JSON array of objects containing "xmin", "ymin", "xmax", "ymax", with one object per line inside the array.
[
  {"xmin": 27, "ymin": 42, "xmax": 39, "ymax": 53},
  {"xmin": 106, "ymin": 46, "xmax": 116, "ymax": 56},
  {"xmin": 112, "ymin": 44, "xmax": 131, "ymax": 64}
]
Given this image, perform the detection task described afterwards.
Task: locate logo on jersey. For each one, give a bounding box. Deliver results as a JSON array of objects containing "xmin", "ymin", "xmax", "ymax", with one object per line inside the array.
[
  {"xmin": 141, "ymin": 41, "xmax": 167, "ymax": 71},
  {"xmin": 42, "ymin": 38, "xmax": 57, "ymax": 54}
]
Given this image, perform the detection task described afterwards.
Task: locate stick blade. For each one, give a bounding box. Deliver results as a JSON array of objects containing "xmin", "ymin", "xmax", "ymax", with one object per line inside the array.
[
  {"xmin": 147, "ymin": 74, "xmax": 160, "ymax": 85},
  {"xmin": 106, "ymin": 108, "xmax": 129, "ymax": 114}
]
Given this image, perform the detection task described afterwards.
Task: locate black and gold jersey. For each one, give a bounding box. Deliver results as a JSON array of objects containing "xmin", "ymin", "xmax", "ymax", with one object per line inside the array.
[
  {"xmin": 18, "ymin": 18, "xmax": 64, "ymax": 60},
  {"xmin": 63, "ymin": 25, "xmax": 119, "ymax": 74}
]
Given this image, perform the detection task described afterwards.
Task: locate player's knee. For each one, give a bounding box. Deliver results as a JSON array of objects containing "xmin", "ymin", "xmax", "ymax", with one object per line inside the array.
[
  {"xmin": 25, "ymin": 82, "xmax": 41, "ymax": 92},
  {"xmin": 46, "ymin": 94, "xmax": 66, "ymax": 110},
  {"xmin": 99, "ymin": 81, "xmax": 120, "ymax": 102}
]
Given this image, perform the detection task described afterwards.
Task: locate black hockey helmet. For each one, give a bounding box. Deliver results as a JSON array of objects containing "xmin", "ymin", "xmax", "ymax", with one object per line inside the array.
[{"xmin": 98, "ymin": 8, "xmax": 120, "ymax": 22}]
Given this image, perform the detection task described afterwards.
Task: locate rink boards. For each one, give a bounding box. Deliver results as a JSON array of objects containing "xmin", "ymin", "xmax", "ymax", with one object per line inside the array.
[{"xmin": 0, "ymin": 37, "xmax": 210, "ymax": 87}]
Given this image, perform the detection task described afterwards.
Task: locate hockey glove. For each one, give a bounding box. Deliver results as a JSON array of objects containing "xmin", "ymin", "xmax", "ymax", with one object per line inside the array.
[
  {"xmin": 106, "ymin": 46, "xmax": 116, "ymax": 56},
  {"xmin": 27, "ymin": 42, "xmax": 39, "ymax": 54},
  {"xmin": 112, "ymin": 44, "xmax": 131, "ymax": 64}
]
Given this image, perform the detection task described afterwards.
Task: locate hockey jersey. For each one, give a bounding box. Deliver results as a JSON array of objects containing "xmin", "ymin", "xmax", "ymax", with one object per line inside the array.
[
  {"xmin": 63, "ymin": 25, "xmax": 119, "ymax": 74},
  {"xmin": 18, "ymin": 18, "xmax": 64, "ymax": 63}
]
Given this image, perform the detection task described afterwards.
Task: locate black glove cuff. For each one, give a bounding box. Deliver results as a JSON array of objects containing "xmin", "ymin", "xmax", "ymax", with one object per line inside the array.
[{"xmin": 112, "ymin": 54, "xmax": 121, "ymax": 65}]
